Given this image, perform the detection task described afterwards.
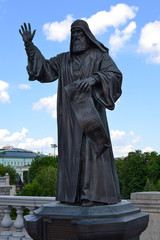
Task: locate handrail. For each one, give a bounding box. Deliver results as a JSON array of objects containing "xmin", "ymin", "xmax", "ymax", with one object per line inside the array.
[{"xmin": 0, "ymin": 195, "xmax": 56, "ymax": 240}]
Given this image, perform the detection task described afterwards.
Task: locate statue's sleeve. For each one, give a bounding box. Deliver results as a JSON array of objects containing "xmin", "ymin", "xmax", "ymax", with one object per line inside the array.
[
  {"xmin": 24, "ymin": 42, "xmax": 59, "ymax": 83},
  {"xmin": 92, "ymin": 52, "xmax": 122, "ymax": 110}
]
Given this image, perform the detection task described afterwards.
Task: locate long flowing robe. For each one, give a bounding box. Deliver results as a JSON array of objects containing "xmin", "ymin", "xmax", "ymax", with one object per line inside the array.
[{"xmin": 26, "ymin": 43, "xmax": 122, "ymax": 204}]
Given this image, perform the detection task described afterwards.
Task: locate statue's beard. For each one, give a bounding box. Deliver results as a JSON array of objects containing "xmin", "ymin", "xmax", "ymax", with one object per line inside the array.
[{"xmin": 72, "ymin": 37, "xmax": 90, "ymax": 54}]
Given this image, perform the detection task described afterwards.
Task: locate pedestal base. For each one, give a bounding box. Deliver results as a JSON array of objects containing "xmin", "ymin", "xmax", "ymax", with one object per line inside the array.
[{"xmin": 24, "ymin": 200, "xmax": 149, "ymax": 240}]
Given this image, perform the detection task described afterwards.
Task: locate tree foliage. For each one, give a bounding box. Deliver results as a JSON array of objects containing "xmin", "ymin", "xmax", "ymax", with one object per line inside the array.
[
  {"xmin": 0, "ymin": 164, "xmax": 17, "ymax": 185},
  {"xmin": 20, "ymin": 166, "xmax": 57, "ymax": 197},
  {"xmin": 19, "ymin": 156, "xmax": 58, "ymax": 197},
  {"xmin": 146, "ymin": 152, "xmax": 160, "ymax": 184},
  {"xmin": 116, "ymin": 150, "xmax": 148, "ymax": 199},
  {"xmin": 115, "ymin": 150, "xmax": 160, "ymax": 199},
  {"xmin": 28, "ymin": 156, "xmax": 58, "ymax": 183}
]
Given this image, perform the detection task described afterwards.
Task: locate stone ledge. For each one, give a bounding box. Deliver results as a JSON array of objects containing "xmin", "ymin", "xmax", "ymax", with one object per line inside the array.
[
  {"xmin": 0, "ymin": 195, "xmax": 56, "ymax": 208},
  {"xmin": 130, "ymin": 192, "xmax": 160, "ymax": 240},
  {"xmin": 131, "ymin": 192, "xmax": 160, "ymax": 200},
  {"xmin": 130, "ymin": 192, "xmax": 160, "ymax": 213},
  {"xmin": 0, "ymin": 185, "xmax": 12, "ymax": 188}
]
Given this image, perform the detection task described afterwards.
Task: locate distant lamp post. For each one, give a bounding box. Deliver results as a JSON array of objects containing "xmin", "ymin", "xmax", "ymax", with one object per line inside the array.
[{"xmin": 51, "ymin": 144, "xmax": 57, "ymax": 157}]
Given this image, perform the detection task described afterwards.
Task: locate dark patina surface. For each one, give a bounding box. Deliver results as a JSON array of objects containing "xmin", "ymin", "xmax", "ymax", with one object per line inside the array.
[
  {"xmin": 19, "ymin": 20, "xmax": 122, "ymax": 206},
  {"xmin": 20, "ymin": 20, "xmax": 148, "ymax": 240}
]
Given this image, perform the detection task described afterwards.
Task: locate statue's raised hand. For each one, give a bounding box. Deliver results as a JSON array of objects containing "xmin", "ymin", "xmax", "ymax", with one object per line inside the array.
[{"xmin": 19, "ymin": 23, "xmax": 36, "ymax": 43}]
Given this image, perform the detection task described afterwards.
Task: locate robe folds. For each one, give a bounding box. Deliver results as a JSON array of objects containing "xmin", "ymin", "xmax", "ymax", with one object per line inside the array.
[{"xmin": 27, "ymin": 45, "xmax": 122, "ymax": 204}]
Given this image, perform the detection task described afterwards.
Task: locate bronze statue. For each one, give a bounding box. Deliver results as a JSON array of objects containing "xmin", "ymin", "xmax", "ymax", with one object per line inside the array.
[{"xmin": 19, "ymin": 20, "xmax": 122, "ymax": 207}]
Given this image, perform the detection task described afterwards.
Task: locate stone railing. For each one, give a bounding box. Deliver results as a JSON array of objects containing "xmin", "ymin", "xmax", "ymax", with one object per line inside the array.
[
  {"xmin": 0, "ymin": 192, "xmax": 160, "ymax": 240},
  {"xmin": 0, "ymin": 173, "xmax": 13, "ymax": 196},
  {"xmin": 0, "ymin": 173, "xmax": 10, "ymax": 185},
  {"xmin": 0, "ymin": 195, "xmax": 56, "ymax": 240},
  {"xmin": 130, "ymin": 191, "xmax": 160, "ymax": 240}
]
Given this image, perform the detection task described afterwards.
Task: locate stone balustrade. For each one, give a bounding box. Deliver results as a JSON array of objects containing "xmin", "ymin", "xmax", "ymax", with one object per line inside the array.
[
  {"xmin": 0, "ymin": 192, "xmax": 160, "ymax": 240},
  {"xmin": 130, "ymin": 191, "xmax": 160, "ymax": 240},
  {"xmin": 0, "ymin": 174, "xmax": 13, "ymax": 196},
  {"xmin": 0, "ymin": 195, "xmax": 56, "ymax": 240},
  {"xmin": 0, "ymin": 173, "xmax": 10, "ymax": 186}
]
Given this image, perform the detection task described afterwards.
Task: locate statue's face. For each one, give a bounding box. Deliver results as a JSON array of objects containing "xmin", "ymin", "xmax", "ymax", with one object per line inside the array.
[{"xmin": 71, "ymin": 27, "xmax": 90, "ymax": 54}]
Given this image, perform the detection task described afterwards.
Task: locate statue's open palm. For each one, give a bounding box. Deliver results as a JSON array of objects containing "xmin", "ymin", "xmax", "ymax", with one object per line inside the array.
[{"xmin": 19, "ymin": 23, "xmax": 36, "ymax": 43}]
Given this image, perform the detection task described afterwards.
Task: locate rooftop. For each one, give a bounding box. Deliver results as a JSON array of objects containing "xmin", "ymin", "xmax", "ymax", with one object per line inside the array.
[{"xmin": 0, "ymin": 147, "xmax": 45, "ymax": 159}]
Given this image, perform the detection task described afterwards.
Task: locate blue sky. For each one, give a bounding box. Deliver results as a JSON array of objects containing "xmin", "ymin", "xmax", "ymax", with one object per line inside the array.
[{"xmin": 0, "ymin": 0, "xmax": 160, "ymax": 157}]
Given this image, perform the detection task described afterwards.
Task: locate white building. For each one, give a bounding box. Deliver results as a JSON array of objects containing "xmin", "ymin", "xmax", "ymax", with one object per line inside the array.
[{"xmin": 0, "ymin": 147, "xmax": 45, "ymax": 181}]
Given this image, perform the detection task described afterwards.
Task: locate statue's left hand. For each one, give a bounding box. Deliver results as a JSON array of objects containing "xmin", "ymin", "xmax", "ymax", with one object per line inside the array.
[
  {"xmin": 77, "ymin": 77, "xmax": 96, "ymax": 92},
  {"xmin": 19, "ymin": 23, "xmax": 36, "ymax": 43}
]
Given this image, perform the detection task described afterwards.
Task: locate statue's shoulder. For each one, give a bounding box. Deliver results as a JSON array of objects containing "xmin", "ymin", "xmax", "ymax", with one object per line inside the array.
[
  {"xmin": 90, "ymin": 47, "xmax": 108, "ymax": 59},
  {"xmin": 56, "ymin": 51, "xmax": 70, "ymax": 60}
]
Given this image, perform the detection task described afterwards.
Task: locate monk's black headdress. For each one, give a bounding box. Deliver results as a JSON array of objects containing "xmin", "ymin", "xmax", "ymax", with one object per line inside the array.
[{"xmin": 70, "ymin": 19, "xmax": 109, "ymax": 54}]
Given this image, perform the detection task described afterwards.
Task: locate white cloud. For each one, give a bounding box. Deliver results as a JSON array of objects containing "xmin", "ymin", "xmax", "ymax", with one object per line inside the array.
[
  {"xmin": 110, "ymin": 129, "xmax": 141, "ymax": 157},
  {"xmin": 84, "ymin": 4, "xmax": 138, "ymax": 35},
  {"xmin": 33, "ymin": 94, "xmax": 57, "ymax": 119},
  {"xmin": 113, "ymin": 145, "xmax": 133, "ymax": 157},
  {"xmin": 43, "ymin": 4, "xmax": 138, "ymax": 42},
  {"xmin": 109, "ymin": 21, "xmax": 136, "ymax": 55},
  {"xmin": 18, "ymin": 84, "xmax": 31, "ymax": 90},
  {"xmin": 110, "ymin": 130, "xmax": 125, "ymax": 141},
  {"xmin": 129, "ymin": 130, "xmax": 134, "ymax": 136},
  {"xmin": 142, "ymin": 146, "xmax": 155, "ymax": 153},
  {"xmin": 138, "ymin": 21, "xmax": 160, "ymax": 64},
  {"xmin": 132, "ymin": 136, "xmax": 141, "ymax": 144},
  {"xmin": 111, "ymin": 129, "xmax": 131, "ymax": 157},
  {"xmin": 17, "ymin": 137, "xmax": 54, "ymax": 151},
  {"xmin": 0, "ymin": 129, "xmax": 10, "ymax": 140},
  {"xmin": 0, "ymin": 127, "xmax": 55, "ymax": 153},
  {"xmin": 5, "ymin": 128, "xmax": 28, "ymax": 142},
  {"xmin": 0, "ymin": 80, "xmax": 10, "ymax": 104},
  {"xmin": 43, "ymin": 15, "xmax": 74, "ymax": 42},
  {"xmin": 0, "ymin": 127, "xmax": 28, "ymax": 147}
]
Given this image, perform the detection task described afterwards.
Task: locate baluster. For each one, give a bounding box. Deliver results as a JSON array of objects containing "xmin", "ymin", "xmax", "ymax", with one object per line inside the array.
[
  {"xmin": 0, "ymin": 206, "xmax": 13, "ymax": 239},
  {"xmin": 27, "ymin": 207, "xmax": 34, "ymax": 215},
  {"xmin": 9, "ymin": 207, "xmax": 25, "ymax": 240}
]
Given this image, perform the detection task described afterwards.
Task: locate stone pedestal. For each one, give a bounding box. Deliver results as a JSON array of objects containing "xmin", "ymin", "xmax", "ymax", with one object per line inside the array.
[{"xmin": 24, "ymin": 200, "xmax": 149, "ymax": 240}]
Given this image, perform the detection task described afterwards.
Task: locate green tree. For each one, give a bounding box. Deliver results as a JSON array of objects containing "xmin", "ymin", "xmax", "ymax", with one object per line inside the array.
[
  {"xmin": 116, "ymin": 151, "xmax": 160, "ymax": 198},
  {"xmin": 28, "ymin": 156, "xmax": 58, "ymax": 183},
  {"xmin": 146, "ymin": 152, "xmax": 160, "ymax": 184},
  {"xmin": 23, "ymin": 171, "xmax": 29, "ymax": 184},
  {"xmin": 34, "ymin": 166, "xmax": 57, "ymax": 196},
  {"xmin": 18, "ymin": 181, "xmax": 44, "ymax": 196},
  {"xmin": 0, "ymin": 164, "xmax": 17, "ymax": 185},
  {"xmin": 115, "ymin": 158, "xmax": 124, "ymax": 194},
  {"xmin": 144, "ymin": 179, "xmax": 157, "ymax": 191},
  {"xmin": 142, "ymin": 151, "xmax": 160, "ymax": 191},
  {"xmin": 20, "ymin": 166, "xmax": 57, "ymax": 197},
  {"xmin": 118, "ymin": 150, "xmax": 148, "ymax": 199}
]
